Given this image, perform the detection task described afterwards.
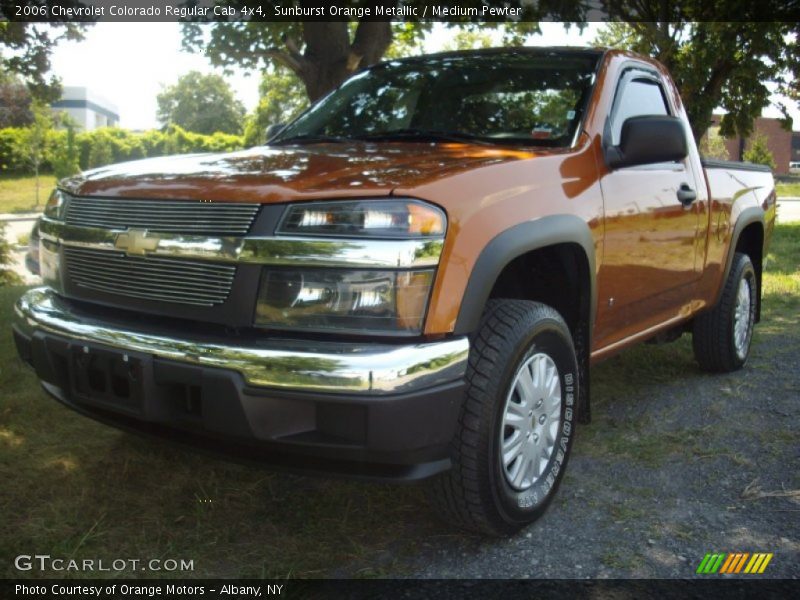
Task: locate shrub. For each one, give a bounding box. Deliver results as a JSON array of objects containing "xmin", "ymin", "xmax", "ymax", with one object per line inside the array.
[
  {"xmin": 52, "ymin": 120, "xmax": 81, "ymax": 180},
  {"xmin": 0, "ymin": 125, "xmax": 244, "ymax": 176},
  {"xmin": 743, "ymin": 133, "xmax": 776, "ymax": 170},
  {"xmin": 86, "ymin": 130, "xmax": 114, "ymax": 169},
  {"xmin": 699, "ymin": 126, "xmax": 730, "ymax": 161}
]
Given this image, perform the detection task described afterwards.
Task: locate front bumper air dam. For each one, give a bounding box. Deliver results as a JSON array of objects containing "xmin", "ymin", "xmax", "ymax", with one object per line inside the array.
[{"xmin": 13, "ymin": 287, "xmax": 470, "ymax": 481}]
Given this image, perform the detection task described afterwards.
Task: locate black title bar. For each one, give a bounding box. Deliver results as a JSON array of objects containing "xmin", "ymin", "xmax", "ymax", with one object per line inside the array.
[{"xmin": 1, "ymin": 0, "xmax": 799, "ymax": 22}]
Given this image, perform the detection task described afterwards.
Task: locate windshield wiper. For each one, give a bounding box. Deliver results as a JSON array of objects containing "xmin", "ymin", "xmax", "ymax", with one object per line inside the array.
[
  {"xmin": 353, "ymin": 129, "xmax": 495, "ymax": 146},
  {"xmin": 270, "ymin": 133, "xmax": 351, "ymax": 146}
]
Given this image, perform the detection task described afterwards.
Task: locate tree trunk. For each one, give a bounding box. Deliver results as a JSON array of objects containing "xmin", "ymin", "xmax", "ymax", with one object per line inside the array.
[
  {"xmin": 687, "ymin": 61, "xmax": 734, "ymax": 143},
  {"xmin": 34, "ymin": 162, "xmax": 40, "ymax": 209},
  {"xmin": 292, "ymin": 20, "xmax": 393, "ymax": 102}
]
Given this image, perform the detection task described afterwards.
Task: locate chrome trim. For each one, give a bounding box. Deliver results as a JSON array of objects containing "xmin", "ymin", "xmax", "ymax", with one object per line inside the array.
[
  {"xmin": 63, "ymin": 246, "xmax": 236, "ymax": 307},
  {"xmin": 39, "ymin": 218, "xmax": 444, "ymax": 269},
  {"xmin": 64, "ymin": 195, "xmax": 260, "ymax": 235},
  {"xmin": 15, "ymin": 287, "xmax": 469, "ymax": 395},
  {"xmin": 237, "ymin": 236, "xmax": 443, "ymax": 268}
]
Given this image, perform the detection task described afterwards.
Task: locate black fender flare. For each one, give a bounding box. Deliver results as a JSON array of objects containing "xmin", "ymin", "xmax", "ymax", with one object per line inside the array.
[
  {"xmin": 717, "ymin": 205, "xmax": 765, "ymax": 316},
  {"xmin": 453, "ymin": 214, "xmax": 597, "ymax": 336}
]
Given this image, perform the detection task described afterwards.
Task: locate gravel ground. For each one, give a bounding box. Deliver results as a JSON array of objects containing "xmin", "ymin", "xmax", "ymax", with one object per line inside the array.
[{"xmin": 405, "ymin": 320, "xmax": 800, "ymax": 579}]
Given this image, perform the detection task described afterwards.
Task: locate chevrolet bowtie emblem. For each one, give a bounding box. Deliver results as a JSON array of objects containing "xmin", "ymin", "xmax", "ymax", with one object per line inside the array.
[{"xmin": 114, "ymin": 229, "xmax": 160, "ymax": 256}]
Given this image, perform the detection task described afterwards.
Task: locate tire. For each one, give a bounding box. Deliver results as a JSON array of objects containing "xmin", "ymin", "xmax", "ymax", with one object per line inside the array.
[
  {"xmin": 427, "ymin": 299, "xmax": 579, "ymax": 535},
  {"xmin": 693, "ymin": 252, "xmax": 757, "ymax": 372}
]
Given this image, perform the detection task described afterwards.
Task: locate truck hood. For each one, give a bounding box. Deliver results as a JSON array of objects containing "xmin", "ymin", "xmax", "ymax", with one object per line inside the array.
[{"xmin": 64, "ymin": 143, "xmax": 540, "ymax": 203}]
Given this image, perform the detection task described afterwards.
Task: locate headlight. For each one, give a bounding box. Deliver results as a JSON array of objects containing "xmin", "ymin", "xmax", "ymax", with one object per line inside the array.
[
  {"xmin": 264, "ymin": 199, "xmax": 445, "ymax": 335},
  {"xmin": 44, "ymin": 189, "xmax": 67, "ymax": 221},
  {"xmin": 255, "ymin": 268, "xmax": 435, "ymax": 334},
  {"xmin": 277, "ymin": 199, "xmax": 445, "ymax": 238}
]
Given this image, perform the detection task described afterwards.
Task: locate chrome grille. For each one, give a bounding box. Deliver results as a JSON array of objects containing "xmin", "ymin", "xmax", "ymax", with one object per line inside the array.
[
  {"xmin": 64, "ymin": 247, "xmax": 236, "ymax": 307},
  {"xmin": 64, "ymin": 196, "xmax": 260, "ymax": 235}
]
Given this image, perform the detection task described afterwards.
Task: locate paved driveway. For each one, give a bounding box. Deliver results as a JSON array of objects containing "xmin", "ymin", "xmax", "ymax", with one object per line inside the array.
[{"xmin": 778, "ymin": 198, "xmax": 800, "ymax": 223}]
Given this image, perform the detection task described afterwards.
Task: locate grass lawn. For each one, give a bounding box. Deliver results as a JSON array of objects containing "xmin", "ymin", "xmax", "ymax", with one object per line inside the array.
[
  {"xmin": 776, "ymin": 181, "xmax": 800, "ymax": 197},
  {"xmin": 1, "ymin": 224, "xmax": 798, "ymax": 579},
  {"xmin": 0, "ymin": 175, "xmax": 56, "ymax": 214},
  {"xmin": 760, "ymin": 222, "xmax": 800, "ymax": 315}
]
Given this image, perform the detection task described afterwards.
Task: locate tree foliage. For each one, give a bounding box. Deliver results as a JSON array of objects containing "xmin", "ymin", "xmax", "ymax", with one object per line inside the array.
[
  {"xmin": 595, "ymin": 11, "xmax": 799, "ymax": 141},
  {"xmin": 0, "ymin": 77, "xmax": 33, "ymax": 127},
  {"xmin": 0, "ymin": 7, "xmax": 89, "ymax": 101},
  {"xmin": 243, "ymin": 66, "xmax": 308, "ymax": 147},
  {"xmin": 441, "ymin": 29, "xmax": 496, "ymax": 52},
  {"xmin": 182, "ymin": 20, "xmax": 396, "ymax": 103},
  {"xmin": 156, "ymin": 71, "xmax": 246, "ymax": 135}
]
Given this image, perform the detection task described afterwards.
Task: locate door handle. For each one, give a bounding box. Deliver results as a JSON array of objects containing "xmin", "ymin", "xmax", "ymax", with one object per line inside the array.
[{"xmin": 677, "ymin": 183, "xmax": 697, "ymax": 206}]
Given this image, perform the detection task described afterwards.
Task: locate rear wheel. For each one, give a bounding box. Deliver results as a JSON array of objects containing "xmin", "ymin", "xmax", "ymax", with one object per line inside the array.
[
  {"xmin": 427, "ymin": 299, "xmax": 579, "ymax": 535},
  {"xmin": 693, "ymin": 252, "xmax": 757, "ymax": 372}
]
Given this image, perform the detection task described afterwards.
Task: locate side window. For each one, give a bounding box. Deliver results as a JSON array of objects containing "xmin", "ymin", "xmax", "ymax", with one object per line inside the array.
[{"xmin": 611, "ymin": 77, "xmax": 669, "ymax": 145}]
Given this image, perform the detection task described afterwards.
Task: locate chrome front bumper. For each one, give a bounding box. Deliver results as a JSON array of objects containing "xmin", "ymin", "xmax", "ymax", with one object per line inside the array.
[{"xmin": 14, "ymin": 287, "xmax": 469, "ymax": 395}]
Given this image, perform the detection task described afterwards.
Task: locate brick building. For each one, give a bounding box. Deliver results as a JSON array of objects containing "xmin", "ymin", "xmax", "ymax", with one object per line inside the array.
[{"xmin": 708, "ymin": 115, "xmax": 792, "ymax": 175}]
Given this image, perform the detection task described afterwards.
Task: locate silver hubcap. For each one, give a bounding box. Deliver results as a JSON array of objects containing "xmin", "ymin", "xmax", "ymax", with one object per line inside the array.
[
  {"xmin": 500, "ymin": 353, "xmax": 561, "ymax": 491},
  {"xmin": 734, "ymin": 275, "xmax": 753, "ymax": 360}
]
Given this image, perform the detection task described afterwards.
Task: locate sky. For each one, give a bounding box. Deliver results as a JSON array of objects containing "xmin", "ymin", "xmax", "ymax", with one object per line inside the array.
[{"xmin": 49, "ymin": 22, "xmax": 798, "ymax": 131}]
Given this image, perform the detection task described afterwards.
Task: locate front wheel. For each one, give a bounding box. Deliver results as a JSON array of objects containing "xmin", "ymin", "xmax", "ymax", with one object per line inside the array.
[
  {"xmin": 693, "ymin": 252, "xmax": 757, "ymax": 372},
  {"xmin": 427, "ymin": 300, "xmax": 579, "ymax": 535}
]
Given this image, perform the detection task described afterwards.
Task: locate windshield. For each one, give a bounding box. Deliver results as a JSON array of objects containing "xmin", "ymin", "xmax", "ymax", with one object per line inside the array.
[{"xmin": 273, "ymin": 50, "xmax": 600, "ymax": 147}]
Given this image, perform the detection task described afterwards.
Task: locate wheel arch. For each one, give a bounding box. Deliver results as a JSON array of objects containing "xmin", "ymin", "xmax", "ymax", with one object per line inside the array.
[
  {"xmin": 723, "ymin": 207, "xmax": 765, "ymax": 322},
  {"xmin": 453, "ymin": 215, "xmax": 596, "ymax": 336},
  {"xmin": 453, "ymin": 215, "xmax": 596, "ymax": 423}
]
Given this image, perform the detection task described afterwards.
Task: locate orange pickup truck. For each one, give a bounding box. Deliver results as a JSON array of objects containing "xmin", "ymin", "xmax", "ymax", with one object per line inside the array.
[{"xmin": 14, "ymin": 47, "xmax": 775, "ymax": 534}]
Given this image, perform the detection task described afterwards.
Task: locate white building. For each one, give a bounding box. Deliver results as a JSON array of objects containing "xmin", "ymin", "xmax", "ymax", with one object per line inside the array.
[{"xmin": 51, "ymin": 86, "xmax": 119, "ymax": 130}]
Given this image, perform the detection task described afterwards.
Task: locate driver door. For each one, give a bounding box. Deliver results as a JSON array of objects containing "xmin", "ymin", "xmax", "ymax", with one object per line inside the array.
[{"xmin": 596, "ymin": 69, "xmax": 702, "ymax": 345}]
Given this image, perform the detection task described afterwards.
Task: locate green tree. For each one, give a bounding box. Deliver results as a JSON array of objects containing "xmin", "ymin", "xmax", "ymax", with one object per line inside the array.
[
  {"xmin": 181, "ymin": 7, "xmax": 580, "ymax": 102},
  {"xmin": 243, "ymin": 67, "xmax": 308, "ymax": 146},
  {"xmin": 0, "ymin": 10, "xmax": 89, "ymax": 101},
  {"xmin": 595, "ymin": 14, "xmax": 799, "ymax": 141},
  {"xmin": 156, "ymin": 71, "xmax": 246, "ymax": 135},
  {"xmin": 743, "ymin": 133, "xmax": 776, "ymax": 170},
  {"xmin": 382, "ymin": 22, "xmax": 426, "ymax": 59},
  {"xmin": 0, "ymin": 77, "xmax": 33, "ymax": 127},
  {"xmin": 20, "ymin": 100, "xmax": 53, "ymax": 207}
]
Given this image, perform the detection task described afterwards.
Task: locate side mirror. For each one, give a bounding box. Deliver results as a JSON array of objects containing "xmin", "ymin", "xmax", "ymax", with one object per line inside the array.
[
  {"xmin": 606, "ymin": 115, "xmax": 688, "ymax": 169},
  {"xmin": 265, "ymin": 123, "xmax": 287, "ymax": 140}
]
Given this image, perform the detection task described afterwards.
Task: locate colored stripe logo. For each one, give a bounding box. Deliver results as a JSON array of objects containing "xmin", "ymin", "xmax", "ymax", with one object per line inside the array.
[{"xmin": 697, "ymin": 553, "xmax": 773, "ymax": 574}]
